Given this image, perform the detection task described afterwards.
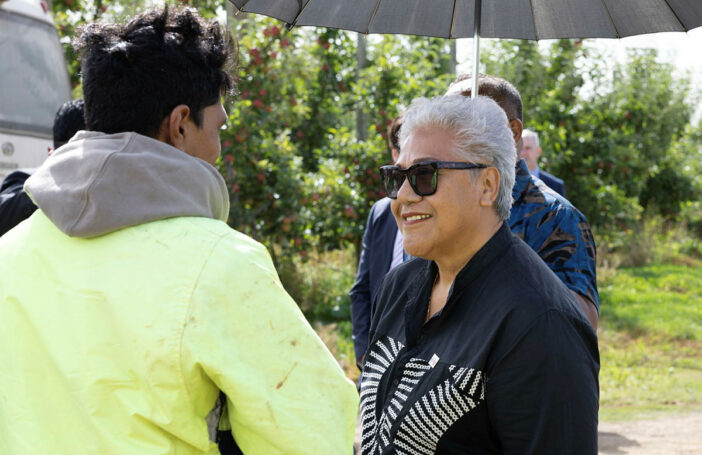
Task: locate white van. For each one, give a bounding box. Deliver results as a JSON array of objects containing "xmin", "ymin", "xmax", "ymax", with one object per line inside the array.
[{"xmin": 0, "ymin": 0, "xmax": 71, "ymax": 181}]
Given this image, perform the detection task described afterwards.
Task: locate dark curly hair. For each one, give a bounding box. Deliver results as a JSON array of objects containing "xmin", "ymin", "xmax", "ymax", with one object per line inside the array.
[
  {"xmin": 53, "ymin": 99, "xmax": 85, "ymax": 149},
  {"xmin": 74, "ymin": 5, "xmax": 236, "ymax": 137}
]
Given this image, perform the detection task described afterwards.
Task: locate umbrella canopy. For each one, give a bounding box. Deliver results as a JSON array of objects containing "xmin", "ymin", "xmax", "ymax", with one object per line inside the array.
[
  {"xmin": 229, "ymin": 0, "xmax": 702, "ymax": 97},
  {"xmin": 229, "ymin": 0, "xmax": 702, "ymax": 39}
]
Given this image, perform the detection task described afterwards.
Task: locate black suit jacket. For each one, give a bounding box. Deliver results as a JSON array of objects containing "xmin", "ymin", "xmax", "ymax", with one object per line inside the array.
[
  {"xmin": 538, "ymin": 169, "xmax": 566, "ymax": 197},
  {"xmin": 349, "ymin": 198, "xmax": 397, "ymax": 364},
  {"xmin": 0, "ymin": 169, "xmax": 37, "ymax": 237}
]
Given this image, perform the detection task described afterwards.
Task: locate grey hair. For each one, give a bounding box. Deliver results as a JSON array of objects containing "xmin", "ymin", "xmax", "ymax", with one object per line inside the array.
[
  {"xmin": 522, "ymin": 128, "xmax": 540, "ymax": 149},
  {"xmin": 399, "ymin": 95, "xmax": 516, "ymax": 220}
]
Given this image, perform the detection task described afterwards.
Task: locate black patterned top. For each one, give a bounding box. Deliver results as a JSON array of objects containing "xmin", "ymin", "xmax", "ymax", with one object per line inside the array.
[
  {"xmin": 509, "ymin": 158, "xmax": 599, "ymax": 309},
  {"xmin": 360, "ymin": 223, "xmax": 599, "ymax": 455}
]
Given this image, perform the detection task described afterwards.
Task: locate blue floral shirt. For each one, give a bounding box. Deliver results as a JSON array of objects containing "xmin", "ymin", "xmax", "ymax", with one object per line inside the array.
[{"xmin": 508, "ymin": 159, "xmax": 599, "ymax": 309}]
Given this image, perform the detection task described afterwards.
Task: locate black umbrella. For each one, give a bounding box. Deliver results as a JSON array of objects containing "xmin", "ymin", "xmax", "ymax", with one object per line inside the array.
[{"xmin": 229, "ymin": 0, "xmax": 702, "ymax": 97}]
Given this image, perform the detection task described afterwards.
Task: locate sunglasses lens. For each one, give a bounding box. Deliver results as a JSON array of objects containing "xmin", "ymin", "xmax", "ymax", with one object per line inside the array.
[
  {"xmin": 381, "ymin": 168, "xmax": 403, "ymax": 199},
  {"xmin": 410, "ymin": 164, "xmax": 437, "ymax": 195}
]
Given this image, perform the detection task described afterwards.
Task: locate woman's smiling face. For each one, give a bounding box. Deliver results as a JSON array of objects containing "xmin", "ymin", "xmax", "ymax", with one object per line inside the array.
[{"xmin": 391, "ymin": 125, "xmax": 485, "ymax": 262}]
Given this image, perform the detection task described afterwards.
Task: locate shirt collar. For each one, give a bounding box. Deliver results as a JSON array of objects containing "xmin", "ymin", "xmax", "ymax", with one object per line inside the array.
[
  {"xmin": 512, "ymin": 158, "xmax": 531, "ymax": 203},
  {"xmin": 403, "ymin": 223, "xmax": 514, "ymax": 346}
]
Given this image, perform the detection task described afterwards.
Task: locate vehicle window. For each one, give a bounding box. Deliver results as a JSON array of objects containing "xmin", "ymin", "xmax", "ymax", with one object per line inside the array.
[{"xmin": 0, "ymin": 10, "xmax": 71, "ymax": 136}]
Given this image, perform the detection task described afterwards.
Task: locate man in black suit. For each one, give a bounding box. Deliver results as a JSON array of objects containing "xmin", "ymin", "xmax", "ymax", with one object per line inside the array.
[
  {"xmin": 349, "ymin": 114, "xmax": 405, "ymax": 368},
  {"xmin": 521, "ymin": 128, "xmax": 566, "ymax": 197}
]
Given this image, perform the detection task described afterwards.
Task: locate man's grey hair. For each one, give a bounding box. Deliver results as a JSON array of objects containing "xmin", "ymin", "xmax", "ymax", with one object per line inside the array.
[
  {"xmin": 522, "ymin": 128, "xmax": 540, "ymax": 149},
  {"xmin": 399, "ymin": 95, "xmax": 516, "ymax": 221}
]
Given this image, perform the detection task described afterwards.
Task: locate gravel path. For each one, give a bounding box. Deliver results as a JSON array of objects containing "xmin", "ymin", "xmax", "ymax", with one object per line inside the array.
[
  {"xmin": 598, "ymin": 411, "xmax": 702, "ymax": 455},
  {"xmin": 354, "ymin": 411, "xmax": 702, "ymax": 453}
]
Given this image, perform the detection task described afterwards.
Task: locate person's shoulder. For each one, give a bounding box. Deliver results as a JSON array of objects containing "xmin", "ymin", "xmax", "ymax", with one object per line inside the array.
[
  {"xmin": 195, "ymin": 219, "xmax": 266, "ymax": 253},
  {"xmin": 537, "ymin": 170, "xmax": 566, "ymax": 197},
  {"xmin": 366, "ymin": 197, "xmax": 395, "ymax": 230},
  {"xmin": 370, "ymin": 197, "xmax": 392, "ymax": 216},
  {"xmin": 0, "ymin": 169, "xmax": 32, "ymax": 192},
  {"xmin": 154, "ymin": 217, "xmax": 268, "ymax": 259},
  {"xmin": 163, "ymin": 219, "xmax": 278, "ymax": 283},
  {"xmin": 499, "ymin": 235, "xmax": 583, "ymax": 316},
  {"xmin": 518, "ymin": 174, "xmax": 584, "ymax": 220},
  {"xmin": 512, "ymin": 184, "xmax": 594, "ymax": 257},
  {"xmin": 375, "ymin": 258, "xmax": 427, "ymax": 306},
  {"xmin": 539, "ymin": 169, "xmax": 564, "ymax": 186}
]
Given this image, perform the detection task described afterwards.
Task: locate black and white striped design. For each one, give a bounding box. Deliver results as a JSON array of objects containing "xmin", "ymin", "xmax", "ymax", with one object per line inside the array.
[
  {"xmin": 360, "ymin": 335, "xmax": 410, "ymax": 454},
  {"xmin": 360, "ymin": 336, "xmax": 486, "ymax": 455},
  {"xmin": 394, "ymin": 367, "xmax": 485, "ymax": 454}
]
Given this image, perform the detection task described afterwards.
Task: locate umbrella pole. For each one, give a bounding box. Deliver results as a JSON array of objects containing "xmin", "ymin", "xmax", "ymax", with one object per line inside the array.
[{"xmin": 471, "ymin": 0, "xmax": 482, "ymax": 99}]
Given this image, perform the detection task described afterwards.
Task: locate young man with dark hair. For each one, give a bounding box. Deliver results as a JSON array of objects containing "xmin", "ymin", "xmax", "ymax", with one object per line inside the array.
[
  {"xmin": 0, "ymin": 6, "xmax": 357, "ymax": 454},
  {"xmin": 0, "ymin": 99, "xmax": 85, "ymax": 237}
]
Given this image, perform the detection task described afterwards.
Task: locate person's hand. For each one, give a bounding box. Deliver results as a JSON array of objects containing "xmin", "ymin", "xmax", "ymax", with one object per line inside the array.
[{"xmin": 571, "ymin": 291, "xmax": 598, "ymax": 331}]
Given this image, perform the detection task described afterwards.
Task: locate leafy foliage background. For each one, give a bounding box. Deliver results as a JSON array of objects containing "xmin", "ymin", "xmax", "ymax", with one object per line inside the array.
[{"xmin": 52, "ymin": 0, "xmax": 701, "ymax": 318}]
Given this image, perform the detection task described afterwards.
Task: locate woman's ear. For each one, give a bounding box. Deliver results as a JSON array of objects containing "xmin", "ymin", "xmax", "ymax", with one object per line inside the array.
[
  {"xmin": 158, "ymin": 104, "xmax": 191, "ymax": 151},
  {"xmin": 479, "ymin": 167, "xmax": 501, "ymax": 208}
]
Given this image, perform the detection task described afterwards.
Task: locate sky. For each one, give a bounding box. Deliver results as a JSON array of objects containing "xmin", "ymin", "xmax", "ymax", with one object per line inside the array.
[
  {"xmin": 601, "ymin": 27, "xmax": 702, "ymax": 86},
  {"xmin": 597, "ymin": 28, "xmax": 702, "ymax": 121},
  {"xmin": 456, "ymin": 27, "xmax": 702, "ymax": 120},
  {"xmin": 457, "ymin": 27, "xmax": 702, "ymax": 78}
]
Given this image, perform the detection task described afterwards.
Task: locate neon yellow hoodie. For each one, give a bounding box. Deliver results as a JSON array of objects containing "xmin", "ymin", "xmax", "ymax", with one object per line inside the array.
[{"xmin": 0, "ymin": 132, "xmax": 358, "ymax": 454}]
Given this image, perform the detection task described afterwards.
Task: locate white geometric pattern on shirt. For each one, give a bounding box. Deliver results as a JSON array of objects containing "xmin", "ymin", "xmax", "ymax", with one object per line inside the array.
[
  {"xmin": 359, "ymin": 336, "xmax": 486, "ymax": 455},
  {"xmin": 394, "ymin": 366, "xmax": 485, "ymax": 454},
  {"xmin": 360, "ymin": 335, "xmax": 416, "ymax": 455}
]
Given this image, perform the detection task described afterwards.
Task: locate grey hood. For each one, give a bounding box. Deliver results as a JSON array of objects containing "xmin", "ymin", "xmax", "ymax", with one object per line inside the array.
[{"xmin": 25, "ymin": 131, "xmax": 229, "ymax": 238}]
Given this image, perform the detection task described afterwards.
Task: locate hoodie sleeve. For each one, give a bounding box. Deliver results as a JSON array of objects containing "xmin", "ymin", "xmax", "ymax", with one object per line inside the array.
[{"xmin": 180, "ymin": 231, "xmax": 358, "ymax": 455}]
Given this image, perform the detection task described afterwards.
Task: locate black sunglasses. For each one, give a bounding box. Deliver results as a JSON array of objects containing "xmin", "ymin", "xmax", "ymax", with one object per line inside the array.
[{"xmin": 379, "ymin": 161, "xmax": 488, "ymax": 199}]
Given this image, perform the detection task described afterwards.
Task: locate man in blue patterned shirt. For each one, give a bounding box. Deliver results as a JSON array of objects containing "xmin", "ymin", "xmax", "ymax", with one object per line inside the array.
[{"xmin": 446, "ymin": 74, "xmax": 599, "ymax": 329}]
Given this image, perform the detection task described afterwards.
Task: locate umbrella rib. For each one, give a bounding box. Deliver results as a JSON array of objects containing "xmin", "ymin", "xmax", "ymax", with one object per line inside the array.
[
  {"xmin": 291, "ymin": 0, "xmax": 312, "ymax": 28},
  {"xmin": 528, "ymin": 0, "xmax": 539, "ymax": 40},
  {"xmin": 366, "ymin": 0, "xmax": 383, "ymax": 34},
  {"xmin": 598, "ymin": 0, "xmax": 621, "ymax": 38},
  {"xmin": 661, "ymin": 0, "xmax": 687, "ymax": 31},
  {"xmin": 449, "ymin": 0, "xmax": 457, "ymax": 39},
  {"xmin": 232, "ymin": 0, "xmax": 249, "ymax": 13}
]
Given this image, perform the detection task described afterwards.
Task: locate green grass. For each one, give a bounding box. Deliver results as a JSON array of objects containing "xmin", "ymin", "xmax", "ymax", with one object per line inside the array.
[
  {"xmin": 598, "ymin": 264, "xmax": 702, "ymax": 421},
  {"xmin": 599, "ymin": 264, "xmax": 701, "ymax": 339},
  {"xmin": 302, "ymin": 249, "xmax": 702, "ymax": 421}
]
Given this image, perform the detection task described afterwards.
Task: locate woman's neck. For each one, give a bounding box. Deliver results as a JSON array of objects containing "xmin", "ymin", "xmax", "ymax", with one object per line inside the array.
[{"xmin": 433, "ymin": 219, "xmax": 503, "ymax": 286}]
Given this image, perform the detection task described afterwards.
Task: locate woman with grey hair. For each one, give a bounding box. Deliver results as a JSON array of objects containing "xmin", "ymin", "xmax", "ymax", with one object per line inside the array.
[{"xmin": 359, "ymin": 95, "xmax": 599, "ymax": 454}]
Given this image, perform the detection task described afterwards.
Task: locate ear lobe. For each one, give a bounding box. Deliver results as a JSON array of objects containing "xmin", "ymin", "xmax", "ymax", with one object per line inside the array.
[
  {"xmin": 479, "ymin": 168, "xmax": 501, "ymax": 208},
  {"xmin": 163, "ymin": 104, "xmax": 191, "ymax": 152}
]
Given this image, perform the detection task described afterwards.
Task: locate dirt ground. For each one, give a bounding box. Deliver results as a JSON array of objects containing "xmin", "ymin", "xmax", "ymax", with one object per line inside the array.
[
  {"xmin": 598, "ymin": 411, "xmax": 702, "ymax": 455},
  {"xmin": 354, "ymin": 411, "xmax": 702, "ymax": 454}
]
